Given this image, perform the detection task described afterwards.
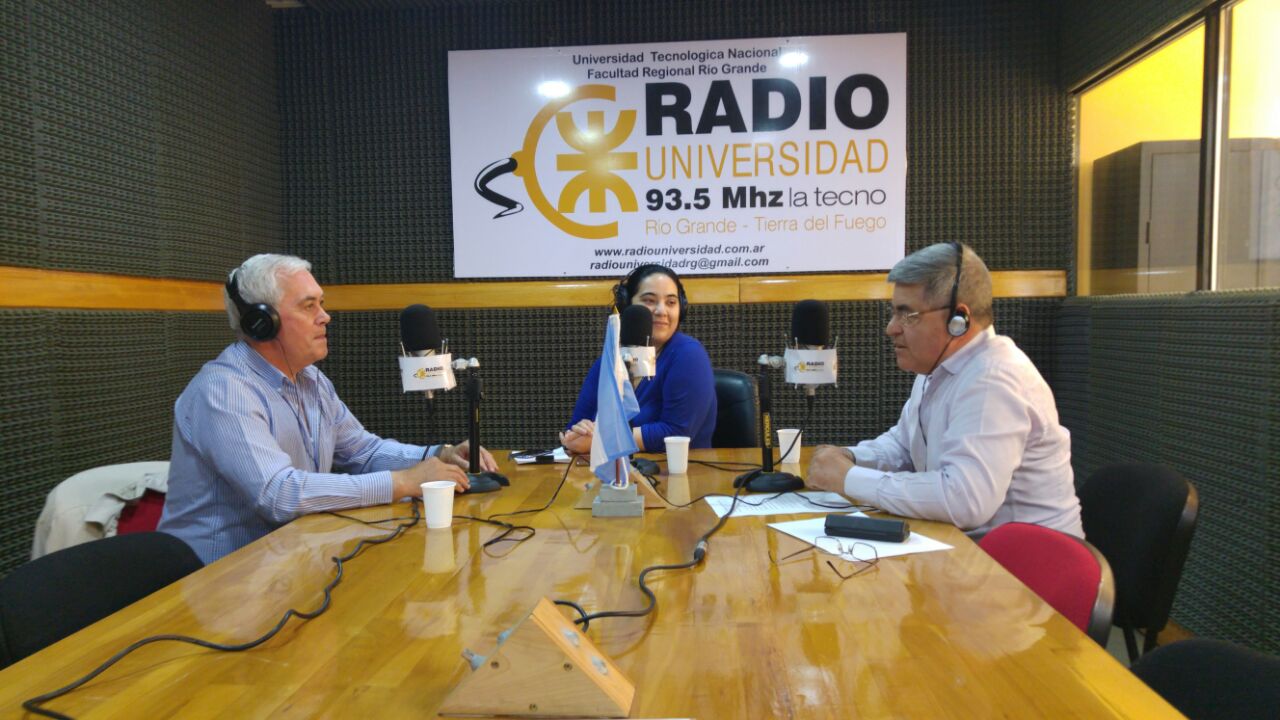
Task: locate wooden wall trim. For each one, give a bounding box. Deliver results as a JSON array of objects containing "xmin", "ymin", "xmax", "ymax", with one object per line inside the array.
[
  {"xmin": 0, "ymin": 266, "xmax": 226, "ymax": 311},
  {"xmin": 0, "ymin": 265, "xmax": 1067, "ymax": 311},
  {"xmin": 324, "ymin": 277, "xmax": 744, "ymax": 310}
]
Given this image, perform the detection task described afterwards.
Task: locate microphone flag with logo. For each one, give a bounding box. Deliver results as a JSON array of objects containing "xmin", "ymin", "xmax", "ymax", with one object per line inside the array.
[{"xmin": 590, "ymin": 313, "xmax": 640, "ymax": 488}]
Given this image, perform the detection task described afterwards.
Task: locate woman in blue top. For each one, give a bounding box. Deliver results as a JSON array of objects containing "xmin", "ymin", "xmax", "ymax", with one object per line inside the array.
[{"xmin": 561, "ymin": 264, "xmax": 717, "ymax": 455}]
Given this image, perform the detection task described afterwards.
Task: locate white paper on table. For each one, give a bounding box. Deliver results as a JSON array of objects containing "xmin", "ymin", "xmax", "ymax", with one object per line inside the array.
[
  {"xmin": 768, "ymin": 512, "xmax": 953, "ymax": 560},
  {"xmin": 511, "ymin": 447, "xmax": 571, "ymax": 464},
  {"xmin": 703, "ymin": 492, "xmax": 859, "ymax": 518}
]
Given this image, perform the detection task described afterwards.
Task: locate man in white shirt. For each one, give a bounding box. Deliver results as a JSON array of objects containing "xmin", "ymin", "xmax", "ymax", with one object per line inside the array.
[{"xmin": 807, "ymin": 242, "xmax": 1083, "ymax": 538}]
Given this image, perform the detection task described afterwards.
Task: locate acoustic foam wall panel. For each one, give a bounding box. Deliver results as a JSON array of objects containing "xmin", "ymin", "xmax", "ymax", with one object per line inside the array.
[
  {"xmin": 0, "ymin": 1, "xmax": 282, "ymax": 577},
  {"xmin": 0, "ymin": 0, "xmax": 39, "ymax": 267},
  {"xmin": 1056, "ymin": 0, "xmax": 1207, "ymax": 89},
  {"xmin": 0, "ymin": 310, "xmax": 232, "ymax": 575},
  {"xmin": 274, "ymin": 0, "xmax": 1069, "ymax": 285},
  {"xmin": 0, "ymin": 0, "xmax": 282, "ymax": 278},
  {"xmin": 1054, "ymin": 292, "xmax": 1280, "ymax": 653},
  {"xmin": 0, "ymin": 311, "xmax": 60, "ymax": 576}
]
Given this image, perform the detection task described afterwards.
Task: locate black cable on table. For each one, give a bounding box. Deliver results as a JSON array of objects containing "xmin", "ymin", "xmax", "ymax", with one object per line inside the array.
[
  {"xmin": 23, "ymin": 502, "xmax": 422, "ymax": 720},
  {"xmin": 485, "ymin": 452, "xmax": 578, "ymax": 523},
  {"xmin": 562, "ymin": 485, "xmax": 748, "ymax": 629}
]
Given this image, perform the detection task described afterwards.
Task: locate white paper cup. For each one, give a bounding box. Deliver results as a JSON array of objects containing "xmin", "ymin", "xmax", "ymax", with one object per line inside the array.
[
  {"xmin": 665, "ymin": 436, "xmax": 691, "ymax": 474},
  {"xmin": 777, "ymin": 429, "xmax": 802, "ymax": 465},
  {"xmin": 421, "ymin": 480, "xmax": 457, "ymax": 529}
]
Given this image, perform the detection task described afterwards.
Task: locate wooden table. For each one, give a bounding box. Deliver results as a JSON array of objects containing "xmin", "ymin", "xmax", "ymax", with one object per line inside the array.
[{"xmin": 0, "ymin": 449, "xmax": 1181, "ymax": 718}]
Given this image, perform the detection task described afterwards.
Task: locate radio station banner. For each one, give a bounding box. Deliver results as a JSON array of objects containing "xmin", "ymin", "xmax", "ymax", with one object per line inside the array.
[{"xmin": 448, "ymin": 33, "xmax": 906, "ymax": 278}]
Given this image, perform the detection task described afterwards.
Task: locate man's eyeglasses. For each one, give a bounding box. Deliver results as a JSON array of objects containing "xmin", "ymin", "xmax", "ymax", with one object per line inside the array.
[
  {"xmin": 769, "ymin": 535, "xmax": 880, "ymax": 580},
  {"xmin": 884, "ymin": 305, "xmax": 948, "ymax": 328}
]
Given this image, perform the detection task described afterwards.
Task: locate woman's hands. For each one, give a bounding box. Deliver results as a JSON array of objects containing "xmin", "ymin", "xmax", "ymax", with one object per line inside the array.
[{"xmin": 560, "ymin": 419, "xmax": 596, "ymax": 455}]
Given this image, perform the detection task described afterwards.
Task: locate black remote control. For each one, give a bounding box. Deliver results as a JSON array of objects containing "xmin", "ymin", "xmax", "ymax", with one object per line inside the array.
[{"xmin": 824, "ymin": 515, "xmax": 910, "ymax": 543}]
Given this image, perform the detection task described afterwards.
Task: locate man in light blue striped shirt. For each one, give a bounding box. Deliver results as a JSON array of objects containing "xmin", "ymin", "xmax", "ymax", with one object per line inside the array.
[{"xmin": 159, "ymin": 254, "xmax": 494, "ymax": 564}]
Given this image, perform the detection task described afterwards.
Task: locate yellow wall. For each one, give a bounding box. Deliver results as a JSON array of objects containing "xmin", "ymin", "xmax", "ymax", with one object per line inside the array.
[
  {"xmin": 1228, "ymin": 0, "xmax": 1280, "ymax": 137},
  {"xmin": 1077, "ymin": 27, "xmax": 1204, "ymax": 295}
]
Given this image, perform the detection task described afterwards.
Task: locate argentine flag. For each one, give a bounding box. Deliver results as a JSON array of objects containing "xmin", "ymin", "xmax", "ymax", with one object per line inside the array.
[{"xmin": 590, "ymin": 313, "xmax": 640, "ymax": 487}]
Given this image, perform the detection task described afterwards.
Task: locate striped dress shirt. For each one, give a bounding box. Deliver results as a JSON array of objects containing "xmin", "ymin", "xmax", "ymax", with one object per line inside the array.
[{"xmin": 159, "ymin": 341, "xmax": 436, "ymax": 564}]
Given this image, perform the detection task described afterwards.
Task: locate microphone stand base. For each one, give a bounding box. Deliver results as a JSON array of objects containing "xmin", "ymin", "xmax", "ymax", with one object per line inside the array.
[
  {"xmin": 464, "ymin": 471, "xmax": 509, "ymax": 494},
  {"xmin": 631, "ymin": 457, "xmax": 661, "ymax": 480},
  {"xmin": 733, "ymin": 469, "xmax": 805, "ymax": 494}
]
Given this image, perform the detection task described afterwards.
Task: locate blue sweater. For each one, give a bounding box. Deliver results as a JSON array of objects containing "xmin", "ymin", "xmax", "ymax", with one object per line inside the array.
[{"xmin": 569, "ymin": 331, "xmax": 717, "ymax": 450}]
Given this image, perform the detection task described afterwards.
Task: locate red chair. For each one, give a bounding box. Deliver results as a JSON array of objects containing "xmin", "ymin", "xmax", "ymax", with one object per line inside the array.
[{"xmin": 980, "ymin": 522, "xmax": 1115, "ymax": 646}]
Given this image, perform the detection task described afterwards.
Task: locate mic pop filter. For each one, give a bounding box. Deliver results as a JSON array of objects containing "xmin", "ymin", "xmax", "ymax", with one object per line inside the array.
[
  {"xmin": 620, "ymin": 305, "xmax": 653, "ymax": 346},
  {"xmin": 791, "ymin": 299, "xmax": 830, "ymax": 347},
  {"xmin": 400, "ymin": 304, "xmax": 442, "ymax": 355}
]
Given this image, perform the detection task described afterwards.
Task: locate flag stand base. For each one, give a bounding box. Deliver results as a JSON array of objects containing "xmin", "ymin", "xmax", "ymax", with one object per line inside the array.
[
  {"xmin": 591, "ymin": 483, "xmax": 644, "ymax": 517},
  {"xmin": 574, "ymin": 470, "xmax": 670, "ymax": 512}
]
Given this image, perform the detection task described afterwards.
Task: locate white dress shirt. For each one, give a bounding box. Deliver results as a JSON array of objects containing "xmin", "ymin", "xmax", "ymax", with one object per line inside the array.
[{"xmin": 844, "ymin": 326, "xmax": 1083, "ymax": 538}]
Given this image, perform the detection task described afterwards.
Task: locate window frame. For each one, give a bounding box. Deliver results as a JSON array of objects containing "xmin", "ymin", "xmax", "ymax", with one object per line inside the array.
[{"xmin": 1071, "ymin": 0, "xmax": 1256, "ymax": 294}]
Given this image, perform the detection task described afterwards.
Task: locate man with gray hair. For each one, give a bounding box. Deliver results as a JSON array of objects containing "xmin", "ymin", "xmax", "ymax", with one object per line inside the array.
[
  {"xmin": 807, "ymin": 242, "xmax": 1083, "ymax": 538},
  {"xmin": 159, "ymin": 254, "xmax": 495, "ymax": 564}
]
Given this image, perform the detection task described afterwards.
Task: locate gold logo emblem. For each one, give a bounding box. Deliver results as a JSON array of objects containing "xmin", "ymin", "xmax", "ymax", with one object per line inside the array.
[{"xmin": 476, "ymin": 85, "xmax": 638, "ymax": 239}]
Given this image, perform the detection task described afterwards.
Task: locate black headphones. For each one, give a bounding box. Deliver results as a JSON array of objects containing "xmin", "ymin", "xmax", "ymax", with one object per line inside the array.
[
  {"xmin": 226, "ymin": 271, "xmax": 281, "ymax": 342},
  {"xmin": 612, "ymin": 264, "xmax": 689, "ymax": 319},
  {"xmin": 945, "ymin": 242, "xmax": 970, "ymax": 338}
]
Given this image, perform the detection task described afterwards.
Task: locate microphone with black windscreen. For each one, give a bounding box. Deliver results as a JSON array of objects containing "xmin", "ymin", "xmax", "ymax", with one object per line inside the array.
[
  {"xmin": 792, "ymin": 299, "xmax": 830, "ymax": 346},
  {"xmin": 786, "ymin": 299, "xmax": 838, "ymax": 397},
  {"xmin": 399, "ymin": 304, "xmax": 450, "ymax": 401},
  {"xmin": 619, "ymin": 305, "xmax": 661, "ymax": 477},
  {"xmin": 619, "ymin": 305, "xmax": 655, "ymax": 379},
  {"xmin": 400, "ymin": 304, "xmax": 442, "ymax": 355}
]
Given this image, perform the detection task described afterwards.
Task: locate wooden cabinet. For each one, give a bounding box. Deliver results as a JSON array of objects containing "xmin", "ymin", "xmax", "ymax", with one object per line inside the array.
[{"xmin": 1091, "ymin": 138, "xmax": 1280, "ymax": 293}]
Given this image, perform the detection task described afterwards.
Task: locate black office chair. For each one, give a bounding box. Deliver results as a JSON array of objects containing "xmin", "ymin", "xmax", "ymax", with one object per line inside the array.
[
  {"xmin": 0, "ymin": 531, "xmax": 203, "ymax": 668},
  {"xmin": 1078, "ymin": 463, "xmax": 1198, "ymax": 664},
  {"xmin": 711, "ymin": 369, "xmax": 758, "ymax": 448},
  {"xmin": 1132, "ymin": 639, "xmax": 1280, "ymax": 719}
]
